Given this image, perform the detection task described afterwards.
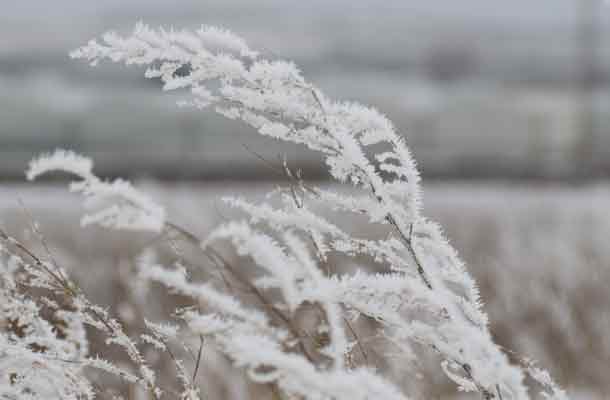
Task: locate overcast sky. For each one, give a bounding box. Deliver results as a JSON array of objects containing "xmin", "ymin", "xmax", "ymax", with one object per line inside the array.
[
  {"xmin": 2, "ymin": 0, "xmax": 603, "ymax": 55},
  {"xmin": 0, "ymin": 0, "xmax": 593, "ymax": 24}
]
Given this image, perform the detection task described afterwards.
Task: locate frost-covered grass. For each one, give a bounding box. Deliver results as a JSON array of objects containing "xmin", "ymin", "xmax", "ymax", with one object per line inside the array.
[
  {"xmin": 1, "ymin": 182, "xmax": 606, "ymax": 398},
  {"xmin": 1, "ymin": 24, "xmax": 570, "ymax": 400}
]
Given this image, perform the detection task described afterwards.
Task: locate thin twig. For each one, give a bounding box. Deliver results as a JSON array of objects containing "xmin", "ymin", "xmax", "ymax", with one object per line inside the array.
[
  {"xmin": 192, "ymin": 335, "xmax": 205, "ymax": 382},
  {"xmin": 343, "ymin": 317, "xmax": 370, "ymax": 367},
  {"xmin": 386, "ymin": 216, "xmax": 433, "ymax": 290},
  {"xmin": 496, "ymin": 384, "xmax": 503, "ymax": 400}
]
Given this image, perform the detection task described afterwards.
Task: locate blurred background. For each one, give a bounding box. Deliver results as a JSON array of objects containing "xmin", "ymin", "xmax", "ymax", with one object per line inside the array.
[
  {"xmin": 3, "ymin": 0, "xmax": 610, "ymax": 180},
  {"xmin": 2, "ymin": 0, "xmax": 610, "ymax": 398}
]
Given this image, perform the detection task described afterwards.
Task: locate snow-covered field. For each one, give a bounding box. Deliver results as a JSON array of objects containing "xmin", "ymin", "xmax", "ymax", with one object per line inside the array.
[{"xmin": 1, "ymin": 181, "xmax": 608, "ymax": 398}]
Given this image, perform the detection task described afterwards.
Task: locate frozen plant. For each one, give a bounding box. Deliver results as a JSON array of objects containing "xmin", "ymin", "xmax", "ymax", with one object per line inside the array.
[
  {"xmin": 0, "ymin": 23, "xmax": 568, "ymax": 399},
  {"xmin": 0, "ymin": 222, "xmax": 201, "ymax": 400}
]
